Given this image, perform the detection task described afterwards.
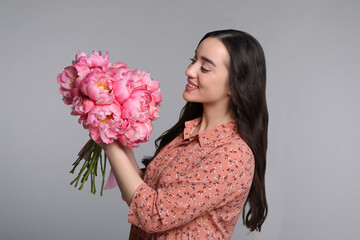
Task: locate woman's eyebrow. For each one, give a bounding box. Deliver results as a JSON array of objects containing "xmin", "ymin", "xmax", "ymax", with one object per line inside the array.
[
  {"xmin": 195, "ymin": 50, "xmax": 216, "ymax": 67},
  {"xmin": 201, "ymin": 56, "xmax": 216, "ymax": 67}
]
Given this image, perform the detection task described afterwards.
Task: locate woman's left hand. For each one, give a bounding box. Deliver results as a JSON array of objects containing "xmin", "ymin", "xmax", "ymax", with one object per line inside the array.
[{"xmin": 97, "ymin": 140, "xmax": 122, "ymax": 153}]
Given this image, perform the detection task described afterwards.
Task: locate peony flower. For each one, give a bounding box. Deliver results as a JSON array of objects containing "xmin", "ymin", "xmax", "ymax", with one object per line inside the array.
[
  {"xmin": 80, "ymin": 69, "xmax": 114, "ymax": 105},
  {"xmin": 74, "ymin": 50, "xmax": 110, "ymax": 68},
  {"xmin": 57, "ymin": 66, "xmax": 78, "ymax": 105},
  {"xmin": 86, "ymin": 103, "xmax": 122, "ymax": 144},
  {"xmin": 132, "ymin": 69, "xmax": 160, "ymax": 93},
  {"xmin": 112, "ymin": 70, "xmax": 137, "ymax": 103},
  {"xmin": 73, "ymin": 63, "xmax": 91, "ymax": 81},
  {"xmin": 121, "ymin": 88, "xmax": 153, "ymax": 122},
  {"xmin": 71, "ymin": 96, "xmax": 95, "ymax": 116},
  {"xmin": 117, "ymin": 119, "xmax": 152, "ymax": 149}
]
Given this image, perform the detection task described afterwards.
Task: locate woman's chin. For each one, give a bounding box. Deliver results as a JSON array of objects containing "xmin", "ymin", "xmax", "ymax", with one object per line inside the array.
[{"xmin": 182, "ymin": 91, "xmax": 193, "ymax": 102}]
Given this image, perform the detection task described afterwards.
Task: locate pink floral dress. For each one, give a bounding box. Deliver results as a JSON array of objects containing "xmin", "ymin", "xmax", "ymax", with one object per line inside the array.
[{"xmin": 128, "ymin": 118, "xmax": 254, "ymax": 239}]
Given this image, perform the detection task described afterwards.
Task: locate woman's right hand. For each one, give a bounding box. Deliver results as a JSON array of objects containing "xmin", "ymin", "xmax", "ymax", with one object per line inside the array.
[{"xmin": 98, "ymin": 140, "xmax": 143, "ymax": 179}]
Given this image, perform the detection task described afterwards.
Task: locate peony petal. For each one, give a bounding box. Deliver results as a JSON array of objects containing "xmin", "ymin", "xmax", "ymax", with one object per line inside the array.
[
  {"xmin": 87, "ymin": 86, "xmax": 100, "ymax": 100},
  {"xmin": 113, "ymin": 80, "xmax": 131, "ymax": 103}
]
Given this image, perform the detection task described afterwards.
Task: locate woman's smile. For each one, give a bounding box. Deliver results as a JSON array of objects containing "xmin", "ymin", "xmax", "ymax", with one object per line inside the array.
[{"xmin": 185, "ymin": 80, "xmax": 199, "ymax": 91}]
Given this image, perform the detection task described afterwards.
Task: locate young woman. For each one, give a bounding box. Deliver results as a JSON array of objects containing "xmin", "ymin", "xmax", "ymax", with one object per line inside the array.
[{"xmin": 100, "ymin": 29, "xmax": 268, "ymax": 239}]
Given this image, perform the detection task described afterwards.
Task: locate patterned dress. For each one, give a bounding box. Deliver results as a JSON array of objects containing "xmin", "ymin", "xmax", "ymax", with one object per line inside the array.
[{"xmin": 128, "ymin": 118, "xmax": 254, "ymax": 239}]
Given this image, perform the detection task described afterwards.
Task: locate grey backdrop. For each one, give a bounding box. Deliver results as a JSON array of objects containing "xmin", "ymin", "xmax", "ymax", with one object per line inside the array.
[{"xmin": 1, "ymin": 0, "xmax": 359, "ymax": 239}]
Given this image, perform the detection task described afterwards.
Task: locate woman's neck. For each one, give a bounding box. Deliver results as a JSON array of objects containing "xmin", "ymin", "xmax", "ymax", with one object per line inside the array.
[{"xmin": 195, "ymin": 102, "xmax": 234, "ymax": 135}]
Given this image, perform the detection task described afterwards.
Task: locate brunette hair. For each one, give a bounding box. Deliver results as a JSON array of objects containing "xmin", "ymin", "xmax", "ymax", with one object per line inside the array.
[{"xmin": 143, "ymin": 29, "xmax": 268, "ymax": 232}]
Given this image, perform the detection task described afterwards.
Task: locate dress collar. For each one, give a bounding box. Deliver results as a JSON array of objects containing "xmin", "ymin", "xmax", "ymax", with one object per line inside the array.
[{"xmin": 183, "ymin": 117, "xmax": 238, "ymax": 148}]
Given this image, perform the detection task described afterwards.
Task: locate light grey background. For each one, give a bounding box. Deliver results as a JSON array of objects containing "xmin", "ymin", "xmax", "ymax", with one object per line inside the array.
[{"xmin": 1, "ymin": 0, "xmax": 359, "ymax": 239}]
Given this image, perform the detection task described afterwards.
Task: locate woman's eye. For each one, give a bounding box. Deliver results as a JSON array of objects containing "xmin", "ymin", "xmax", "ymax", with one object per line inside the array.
[
  {"xmin": 189, "ymin": 58, "xmax": 210, "ymax": 72},
  {"xmin": 201, "ymin": 66, "xmax": 210, "ymax": 73}
]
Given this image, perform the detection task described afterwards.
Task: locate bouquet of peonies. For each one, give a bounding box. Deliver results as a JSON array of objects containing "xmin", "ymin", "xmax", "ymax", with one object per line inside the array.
[{"xmin": 57, "ymin": 51, "xmax": 162, "ymax": 195}]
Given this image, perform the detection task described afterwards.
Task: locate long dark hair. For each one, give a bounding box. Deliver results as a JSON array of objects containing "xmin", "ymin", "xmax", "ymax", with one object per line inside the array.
[{"xmin": 143, "ymin": 29, "xmax": 268, "ymax": 232}]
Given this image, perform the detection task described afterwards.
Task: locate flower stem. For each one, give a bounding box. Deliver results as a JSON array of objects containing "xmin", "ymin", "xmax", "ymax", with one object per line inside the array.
[
  {"xmin": 100, "ymin": 153, "xmax": 107, "ymax": 196},
  {"xmin": 70, "ymin": 139, "xmax": 107, "ymax": 196}
]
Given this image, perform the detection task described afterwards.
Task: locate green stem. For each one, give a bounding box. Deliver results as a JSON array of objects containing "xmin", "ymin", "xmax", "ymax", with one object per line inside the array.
[
  {"xmin": 70, "ymin": 156, "xmax": 90, "ymax": 187},
  {"xmin": 100, "ymin": 152, "xmax": 107, "ymax": 196},
  {"xmin": 69, "ymin": 139, "xmax": 107, "ymax": 196}
]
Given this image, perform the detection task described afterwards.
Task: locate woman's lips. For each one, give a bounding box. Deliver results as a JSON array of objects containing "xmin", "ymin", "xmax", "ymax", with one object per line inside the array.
[{"xmin": 185, "ymin": 80, "xmax": 199, "ymax": 91}]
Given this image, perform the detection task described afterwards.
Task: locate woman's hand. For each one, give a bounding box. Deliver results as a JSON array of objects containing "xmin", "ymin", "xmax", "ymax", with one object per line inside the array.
[
  {"xmin": 98, "ymin": 142, "xmax": 139, "ymax": 171},
  {"xmin": 97, "ymin": 140, "xmax": 121, "ymax": 153}
]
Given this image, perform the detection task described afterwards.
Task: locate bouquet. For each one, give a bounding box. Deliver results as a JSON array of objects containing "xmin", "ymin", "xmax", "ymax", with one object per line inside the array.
[{"xmin": 57, "ymin": 51, "xmax": 162, "ymax": 195}]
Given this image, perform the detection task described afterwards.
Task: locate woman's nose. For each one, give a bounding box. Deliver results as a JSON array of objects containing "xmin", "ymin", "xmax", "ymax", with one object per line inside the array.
[{"xmin": 185, "ymin": 63, "xmax": 196, "ymax": 78}]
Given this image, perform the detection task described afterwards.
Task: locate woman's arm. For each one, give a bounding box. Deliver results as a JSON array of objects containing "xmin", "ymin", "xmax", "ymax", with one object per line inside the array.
[
  {"xmin": 121, "ymin": 146, "xmax": 144, "ymax": 178},
  {"xmin": 101, "ymin": 141, "xmax": 144, "ymax": 206}
]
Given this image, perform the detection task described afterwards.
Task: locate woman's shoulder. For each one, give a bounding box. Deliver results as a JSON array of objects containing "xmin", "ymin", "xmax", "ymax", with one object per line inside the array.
[
  {"xmin": 214, "ymin": 124, "xmax": 255, "ymax": 169},
  {"xmin": 221, "ymin": 135, "xmax": 254, "ymax": 162},
  {"xmin": 209, "ymin": 120, "xmax": 252, "ymax": 154}
]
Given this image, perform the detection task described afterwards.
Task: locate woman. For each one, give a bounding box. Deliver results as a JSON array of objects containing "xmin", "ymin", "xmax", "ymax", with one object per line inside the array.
[{"xmin": 101, "ymin": 29, "xmax": 268, "ymax": 239}]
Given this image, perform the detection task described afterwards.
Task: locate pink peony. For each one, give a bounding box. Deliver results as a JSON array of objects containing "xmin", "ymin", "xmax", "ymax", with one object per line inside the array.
[
  {"xmin": 73, "ymin": 63, "xmax": 91, "ymax": 81},
  {"xmin": 86, "ymin": 103, "xmax": 122, "ymax": 144},
  {"xmin": 132, "ymin": 69, "xmax": 160, "ymax": 93},
  {"xmin": 121, "ymin": 89, "xmax": 153, "ymax": 122},
  {"xmin": 117, "ymin": 119, "xmax": 152, "ymax": 149},
  {"xmin": 80, "ymin": 70, "xmax": 114, "ymax": 105},
  {"xmin": 74, "ymin": 50, "xmax": 110, "ymax": 68},
  {"xmin": 112, "ymin": 70, "xmax": 138, "ymax": 104},
  {"xmin": 150, "ymin": 91, "xmax": 162, "ymax": 119},
  {"xmin": 71, "ymin": 96, "xmax": 95, "ymax": 116},
  {"xmin": 57, "ymin": 66, "xmax": 78, "ymax": 105}
]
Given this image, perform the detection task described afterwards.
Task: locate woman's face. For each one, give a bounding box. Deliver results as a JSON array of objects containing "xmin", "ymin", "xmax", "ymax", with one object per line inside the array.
[{"xmin": 183, "ymin": 37, "xmax": 231, "ymax": 108}]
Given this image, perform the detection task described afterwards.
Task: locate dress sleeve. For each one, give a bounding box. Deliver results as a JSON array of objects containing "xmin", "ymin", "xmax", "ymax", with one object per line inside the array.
[{"xmin": 128, "ymin": 143, "xmax": 254, "ymax": 233}]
